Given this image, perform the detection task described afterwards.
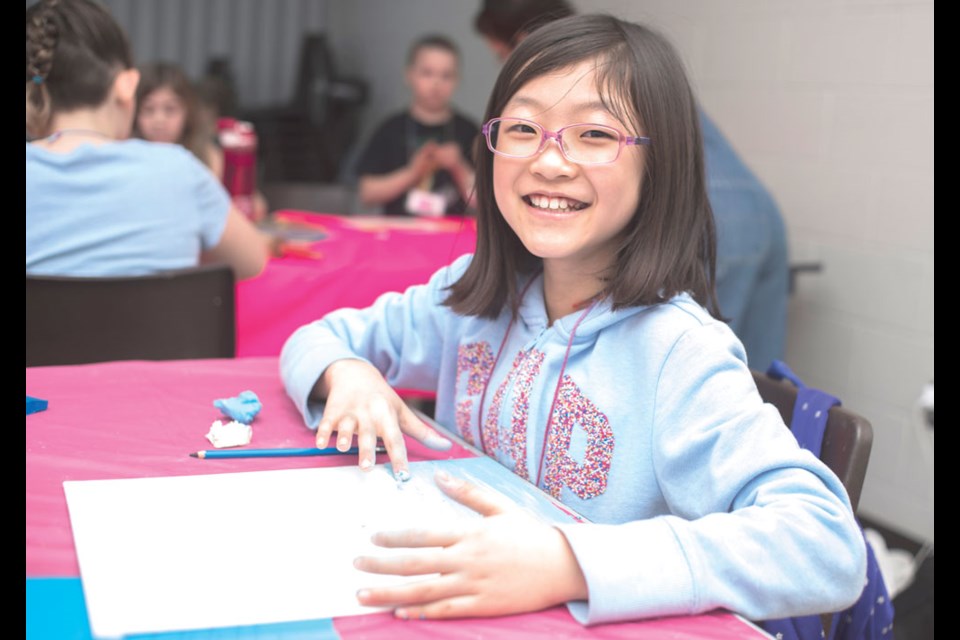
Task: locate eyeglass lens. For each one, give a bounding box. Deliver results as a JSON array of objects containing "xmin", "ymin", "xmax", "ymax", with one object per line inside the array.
[{"xmin": 487, "ymin": 118, "xmax": 622, "ymax": 164}]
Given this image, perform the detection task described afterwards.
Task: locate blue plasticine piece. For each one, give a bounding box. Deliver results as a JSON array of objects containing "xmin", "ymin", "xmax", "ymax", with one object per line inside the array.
[
  {"xmin": 213, "ymin": 390, "xmax": 262, "ymax": 424},
  {"xmin": 26, "ymin": 396, "xmax": 49, "ymax": 415}
]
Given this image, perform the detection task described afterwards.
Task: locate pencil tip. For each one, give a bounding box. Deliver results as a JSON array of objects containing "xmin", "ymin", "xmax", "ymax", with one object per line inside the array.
[{"xmin": 189, "ymin": 452, "xmax": 199, "ymax": 458}]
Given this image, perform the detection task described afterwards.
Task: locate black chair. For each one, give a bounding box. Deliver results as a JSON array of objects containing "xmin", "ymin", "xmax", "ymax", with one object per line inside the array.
[
  {"xmin": 752, "ymin": 370, "xmax": 873, "ymax": 512},
  {"xmin": 26, "ymin": 264, "xmax": 236, "ymax": 367},
  {"xmin": 242, "ymin": 33, "xmax": 368, "ymax": 183}
]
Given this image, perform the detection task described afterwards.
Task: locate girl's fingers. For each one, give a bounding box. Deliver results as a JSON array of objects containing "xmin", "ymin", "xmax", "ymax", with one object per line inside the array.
[
  {"xmin": 382, "ymin": 430, "xmax": 410, "ymax": 481},
  {"xmin": 434, "ymin": 470, "xmax": 511, "ymax": 517},
  {"xmin": 370, "ymin": 528, "xmax": 464, "ymax": 549},
  {"xmin": 399, "ymin": 406, "xmax": 453, "ymax": 451},
  {"xmin": 334, "ymin": 413, "xmax": 358, "ymax": 451},
  {"xmin": 369, "ymin": 395, "xmax": 409, "ymax": 480},
  {"xmin": 394, "ymin": 595, "xmax": 482, "ymax": 621},
  {"xmin": 354, "ymin": 549, "xmax": 454, "ymax": 577},
  {"xmin": 356, "ymin": 574, "xmax": 464, "ymax": 608},
  {"xmin": 356, "ymin": 417, "xmax": 380, "ymax": 471},
  {"xmin": 321, "ymin": 395, "xmax": 414, "ymax": 478},
  {"xmin": 315, "ymin": 417, "xmax": 334, "ymax": 449}
]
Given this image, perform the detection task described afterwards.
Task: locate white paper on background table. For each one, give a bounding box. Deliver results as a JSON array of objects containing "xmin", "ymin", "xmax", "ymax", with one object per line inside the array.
[{"xmin": 63, "ymin": 457, "xmax": 579, "ymax": 639}]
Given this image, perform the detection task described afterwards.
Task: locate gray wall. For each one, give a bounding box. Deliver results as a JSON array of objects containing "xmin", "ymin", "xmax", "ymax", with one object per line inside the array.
[{"xmin": 97, "ymin": 0, "xmax": 328, "ymax": 110}]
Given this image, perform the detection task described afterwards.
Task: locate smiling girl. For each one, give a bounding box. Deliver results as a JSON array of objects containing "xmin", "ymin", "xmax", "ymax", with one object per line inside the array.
[{"xmin": 281, "ymin": 14, "xmax": 865, "ymax": 626}]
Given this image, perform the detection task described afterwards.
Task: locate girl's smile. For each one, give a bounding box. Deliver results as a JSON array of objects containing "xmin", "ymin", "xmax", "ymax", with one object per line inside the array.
[{"xmin": 522, "ymin": 192, "xmax": 590, "ymax": 213}]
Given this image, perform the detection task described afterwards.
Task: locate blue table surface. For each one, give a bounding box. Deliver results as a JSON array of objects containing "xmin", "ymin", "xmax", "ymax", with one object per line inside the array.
[{"xmin": 26, "ymin": 578, "xmax": 339, "ymax": 640}]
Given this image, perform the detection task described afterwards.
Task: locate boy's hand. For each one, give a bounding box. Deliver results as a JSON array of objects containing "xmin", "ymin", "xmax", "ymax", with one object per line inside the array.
[
  {"xmin": 432, "ymin": 142, "xmax": 466, "ymax": 172},
  {"xmin": 315, "ymin": 360, "xmax": 452, "ymax": 480},
  {"xmin": 353, "ymin": 471, "xmax": 589, "ymax": 619},
  {"xmin": 410, "ymin": 141, "xmax": 439, "ymax": 179}
]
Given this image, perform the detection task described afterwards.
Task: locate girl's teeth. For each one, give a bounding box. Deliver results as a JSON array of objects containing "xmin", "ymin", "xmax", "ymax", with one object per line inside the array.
[{"xmin": 528, "ymin": 195, "xmax": 581, "ymax": 210}]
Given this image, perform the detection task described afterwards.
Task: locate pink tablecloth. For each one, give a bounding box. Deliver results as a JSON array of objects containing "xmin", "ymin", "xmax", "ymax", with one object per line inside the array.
[
  {"xmin": 25, "ymin": 357, "xmax": 769, "ymax": 639},
  {"xmin": 237, "ymin": 212, "xmax": 478, "ymax": 357},
  {"xmin": 25, "ymin": 357, "xmax": 473, "ymax": 578}
]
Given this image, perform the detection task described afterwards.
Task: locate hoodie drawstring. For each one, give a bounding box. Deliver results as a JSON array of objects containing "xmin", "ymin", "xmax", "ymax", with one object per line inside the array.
[{"xmin": 476, "ymin": 278, "xmax": 600, "ymax": 489}]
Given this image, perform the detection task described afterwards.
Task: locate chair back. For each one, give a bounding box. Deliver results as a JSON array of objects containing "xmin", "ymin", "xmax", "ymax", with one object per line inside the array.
[
  {"xmin": 26, "ymin": 264, "xmax": 236, "ymax": 367},
  {"xmin": 752, "ymin": 370, "xmax": 873, "ymax": 512}
]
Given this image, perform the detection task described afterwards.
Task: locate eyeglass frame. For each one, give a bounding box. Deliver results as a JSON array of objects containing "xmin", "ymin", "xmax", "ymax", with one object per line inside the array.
[{"xmin": 481, "ymin": 117, "xmax": 652, "ymax": 166}]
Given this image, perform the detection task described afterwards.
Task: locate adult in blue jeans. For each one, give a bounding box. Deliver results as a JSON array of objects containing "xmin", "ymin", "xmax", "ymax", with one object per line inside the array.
[
  {"xmin": 701, "ymin": 112, "xmax": 788, "ymax": 372},
  {"xmin": 474, "ymin": 0, "xmax": 789, "ymax": 372}
]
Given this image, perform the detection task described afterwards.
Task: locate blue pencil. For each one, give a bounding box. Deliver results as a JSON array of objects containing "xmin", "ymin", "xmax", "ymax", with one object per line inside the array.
[{"xmin": 189, "ymin": 445, "xmax": 387, "ymax": 460}]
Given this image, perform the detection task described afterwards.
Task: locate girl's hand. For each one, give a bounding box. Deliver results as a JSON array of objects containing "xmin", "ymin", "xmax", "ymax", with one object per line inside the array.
[
  {"xmin": 353, "ymin": 470, "xmax": 589, "ymax": 619},
  {"xmin": 315, "ymin": 360, "xmax": 452, "ymax": 479}
]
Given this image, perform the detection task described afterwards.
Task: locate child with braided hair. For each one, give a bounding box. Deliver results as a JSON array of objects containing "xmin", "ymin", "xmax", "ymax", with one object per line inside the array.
[{"xmin": 26, "ymin": 0, "xmax": 269, "ymax": 279}]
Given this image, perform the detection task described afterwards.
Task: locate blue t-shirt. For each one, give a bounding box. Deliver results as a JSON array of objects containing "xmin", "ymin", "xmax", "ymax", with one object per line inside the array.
[{"xmin": 26, "ymin": 139, "xmax": 230, "ymax": 277}]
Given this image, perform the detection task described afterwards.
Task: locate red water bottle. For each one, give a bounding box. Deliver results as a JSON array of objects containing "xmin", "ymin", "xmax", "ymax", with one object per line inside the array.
[{"xmin": 218, "ymin": 118, "xmax": 258, "ymax": 220}]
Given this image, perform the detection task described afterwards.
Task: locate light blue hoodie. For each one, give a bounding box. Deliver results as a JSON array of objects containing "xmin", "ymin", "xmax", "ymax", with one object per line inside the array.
[{"xmin": 281, "ymin": 254, "xmax": 866, "ymax": 625}]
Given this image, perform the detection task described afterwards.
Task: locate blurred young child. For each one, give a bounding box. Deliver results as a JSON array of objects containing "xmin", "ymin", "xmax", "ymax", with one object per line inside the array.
[
  {"xmin": 135, "ymin": 62, "xmax": 268, "ymax": 222},
  {"xmin": 355, "ymin": 34, "xmax": 479, "ymax": 217},
  {"xmin": 134, "ymin": 62, "xmax": 224, "ymax": 177}
]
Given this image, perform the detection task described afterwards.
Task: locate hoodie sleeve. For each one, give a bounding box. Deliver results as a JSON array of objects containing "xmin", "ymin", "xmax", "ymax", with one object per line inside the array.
[
  {"xmin": 558, "ymin": 321, "xmax": 867, "ymax": 625},
  {"xmin": 279, "ymin": 255, "xmax": 468, "ymax": 429}
]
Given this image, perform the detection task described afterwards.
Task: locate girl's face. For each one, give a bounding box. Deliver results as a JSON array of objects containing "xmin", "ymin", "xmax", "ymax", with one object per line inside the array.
[
  {"xmin": 137, "ymin": 86, "xmax": 187, "ymax": 144},
  {"xmin": 493, "ymin": 59, "xmax": 646, "ymax": 278}
]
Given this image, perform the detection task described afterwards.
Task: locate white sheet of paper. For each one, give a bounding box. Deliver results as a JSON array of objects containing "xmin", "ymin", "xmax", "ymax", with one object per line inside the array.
[{"xmin": 64, "ymin": 462, "xmax": 492, "ymax": 639}]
